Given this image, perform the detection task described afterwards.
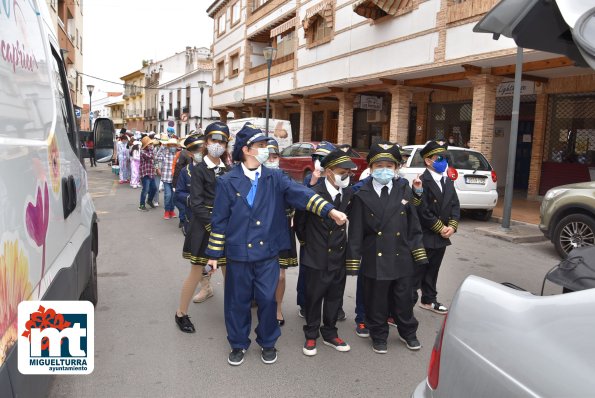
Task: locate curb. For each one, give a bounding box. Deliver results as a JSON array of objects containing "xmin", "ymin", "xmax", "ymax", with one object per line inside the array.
[{"xmin": 474, "ymin": 225, "xmax": 547, "ymax": 244}]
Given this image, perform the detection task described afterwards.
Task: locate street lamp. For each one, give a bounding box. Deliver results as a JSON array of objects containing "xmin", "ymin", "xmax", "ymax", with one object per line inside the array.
[
  {"xmin": 160, "ymin": 99, "xmax": 165, "ymax": 133},
  {"xmin": 263, "ymin": 46, "xmax": 277, "ymax": 137},
  {"xmin": 87, "ymin": 84, "xmax": 95, "ymax": 129},
  {"xmin": 197, "ymin": 80, "xmax": 207, "ymax": 130}
]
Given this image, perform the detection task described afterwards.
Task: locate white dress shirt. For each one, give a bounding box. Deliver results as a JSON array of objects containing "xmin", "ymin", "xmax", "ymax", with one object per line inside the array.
[
  {"xmin": 325, "ymin": 177, "xmax": 342, "ymax": 202},
  {"xmin": 204, "ymin": 155, "xmax": 221, "ymax": 169},
  {"xmin": 372, "ymin": 178, "xmax": 393, "ymax": 197},
  {"xmin": 241, "ymin": 162, "xmax": 262, "ymax": 181},
  {"xmin": 428, "ymin": 168, "xmax": 446, "ymax": 192}
]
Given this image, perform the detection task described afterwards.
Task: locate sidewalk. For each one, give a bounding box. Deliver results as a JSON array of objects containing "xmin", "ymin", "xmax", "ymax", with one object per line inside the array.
[
  {"xmin": 491, "ymin": 192, "xmax": 541, "ymax": 225},
  {"xmin": 476, "ymin": 191, "xmax": 547, "ymax": 244}
]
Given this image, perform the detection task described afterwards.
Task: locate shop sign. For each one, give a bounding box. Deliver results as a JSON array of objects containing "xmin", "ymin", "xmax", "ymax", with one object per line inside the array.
[
  {"xmin": 497, "ymin": 81, "xmax": 535, "ymax": 97},
  {"xmin": 356, "ymin": 95, "xmax": 383, "ymax": 111}
]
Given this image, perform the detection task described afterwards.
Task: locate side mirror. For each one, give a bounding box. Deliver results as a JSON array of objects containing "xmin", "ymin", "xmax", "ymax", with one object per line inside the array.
[{"xmin": 93, "ymin": 118, "xmax": 115, "ymax": 163}]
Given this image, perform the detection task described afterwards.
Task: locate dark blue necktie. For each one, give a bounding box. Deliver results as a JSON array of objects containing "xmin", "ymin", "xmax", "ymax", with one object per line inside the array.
[{"xmin": 247, "ymin": 172, "xmax": 259, "ymax": 207}]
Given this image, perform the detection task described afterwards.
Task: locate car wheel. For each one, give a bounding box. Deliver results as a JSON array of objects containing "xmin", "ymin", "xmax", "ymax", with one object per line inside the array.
[
  {"xmin": 474, "ymin": 209, "xmax": 493, "ymax": 222},
  {"xmin": 80, "ymin": 248, "xmax": 98, "ymax": 305},
  {"xmin": 553, "ymin": 213, "xmax": 595, "ymax": 258}
]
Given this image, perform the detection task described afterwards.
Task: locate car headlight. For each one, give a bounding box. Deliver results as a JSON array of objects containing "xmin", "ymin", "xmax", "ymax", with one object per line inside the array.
[{"xmin": 544, "ymin": 188, "xmax": 568, "ymax": 201}]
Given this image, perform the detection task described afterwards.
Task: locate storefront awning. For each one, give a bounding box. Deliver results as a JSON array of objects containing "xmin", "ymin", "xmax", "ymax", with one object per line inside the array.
[
  {"xmin": 303, "ymin": 0, "xmax": 334, "ymax": 31},
  {"xmin": 353, "ymin": 0, "xmax": 412, "ymax": 20},
  {"xmin": 271, "ymin": 16, "xmax": 298, "ymax": 38}
]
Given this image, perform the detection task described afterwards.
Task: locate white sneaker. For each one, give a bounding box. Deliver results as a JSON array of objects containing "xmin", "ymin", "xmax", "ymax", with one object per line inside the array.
[{"xmin": 153, "ymin": 202, "xmax": 159, "ymax": 207}]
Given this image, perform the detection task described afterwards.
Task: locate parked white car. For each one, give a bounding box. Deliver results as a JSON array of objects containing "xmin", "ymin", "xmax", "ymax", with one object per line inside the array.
[{"xmin": 400, "ymin": 145, "xmax": 498, "ymax": 221}]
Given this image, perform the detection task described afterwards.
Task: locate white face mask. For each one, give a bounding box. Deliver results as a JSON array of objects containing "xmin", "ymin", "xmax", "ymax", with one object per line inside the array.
[
  {"xmin": 314, "ymin": 159, "xmax": 323, "ymax": 171},
  {"xmin": 264, "ymin": 160, "xmax": 279, "ymax": 169},
  {"xmin": 334, "ymin": 173, "xmax": 350, "ymax": 189},
  {"xmin": 253, "ymin": 147, "xmax": 270, "ymax": 164},
  {"xmin": 207, "ymin": 143, "xmax": 225, "ymax": 158},
  {"xmin": 193, "ymin": 153, "xmax": 203, "ymax": 163}
]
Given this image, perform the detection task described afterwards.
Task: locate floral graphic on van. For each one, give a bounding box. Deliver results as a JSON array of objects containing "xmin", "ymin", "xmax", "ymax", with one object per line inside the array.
[
  {"xmin": 25, "ymin": 182, "xmax": 49, "ymax": 295},
  {"xmin": 21, "ymin": 305, "xmax": 71, "ymax": 348},
  {"xmin": 0, "ymin": 239, "xmax": 33, "ymax": 367},
  {"xmin": 48, "ymin": 133, "xmax": 60, "ymax": 195}
]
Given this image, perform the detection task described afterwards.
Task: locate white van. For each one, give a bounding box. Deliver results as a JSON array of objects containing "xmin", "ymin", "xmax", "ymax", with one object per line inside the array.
[
  {"xmin": 0, "ymin": 1, "xmax": 113, "ymax": 396},
  {"xmin": 226, "ymin": 118, "xmax": 293, "ymax": 153}
]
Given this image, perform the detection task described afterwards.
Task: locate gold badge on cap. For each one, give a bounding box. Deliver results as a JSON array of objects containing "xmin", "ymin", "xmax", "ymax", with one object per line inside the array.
[{"xmin": 379, "ymin": 144, "xmax": 394, "ymax": 150}]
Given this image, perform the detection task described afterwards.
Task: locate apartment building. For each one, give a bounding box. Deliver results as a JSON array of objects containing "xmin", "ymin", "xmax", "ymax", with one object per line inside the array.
[
  {"xmin": 47, "ymin": 0, "xmax": 84, "ymax": 123},
  {"xmin": 143, "ymin": 47, "xmax": 218, "ymax": 135},
  {"xmin": 106, "ymin": 101, "xmax": 126, "ymax": 130},
  {"xmin": 207, "ymin": 0, "xmax": 595, "ymax": 198},
  {"xmin": 121, "ymin": 70, "xmax": 146, "ymax": 132},
  {"xmin": 92, "ymin": 92, "xmax": 123, "ymax": 120}
]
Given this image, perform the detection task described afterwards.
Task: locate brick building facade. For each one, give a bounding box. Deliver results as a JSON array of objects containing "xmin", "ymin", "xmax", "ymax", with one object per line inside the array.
[{"xmin": 207, "ymin": 0, "xmax": 595, "ymax": 197}]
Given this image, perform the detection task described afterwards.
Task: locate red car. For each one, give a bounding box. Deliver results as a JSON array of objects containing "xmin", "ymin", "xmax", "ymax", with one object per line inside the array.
[{"xmin": 279, "ymin": 142, "xmax": 368, "ymax": 182}]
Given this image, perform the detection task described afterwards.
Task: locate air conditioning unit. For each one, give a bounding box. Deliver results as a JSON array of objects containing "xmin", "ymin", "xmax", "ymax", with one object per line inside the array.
[{"xmin": 367, "ymin": 110, "xmax": 387, "ymax": 123}]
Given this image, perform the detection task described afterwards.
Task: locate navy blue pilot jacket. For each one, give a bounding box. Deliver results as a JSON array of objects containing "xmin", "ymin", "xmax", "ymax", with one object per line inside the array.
[
  {"xmin": 205, "ymin": 164, "xmax": 335, "ymax": 263},
  {"xmin": 346, "ymin": 178, "xmax": 428, "ymax": 280},
  {"xmin": 417, "ymin": 169, "xmax": 461, "ymax": 249}
]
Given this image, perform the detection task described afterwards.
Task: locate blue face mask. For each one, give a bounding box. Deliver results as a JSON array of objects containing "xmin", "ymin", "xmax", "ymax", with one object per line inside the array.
[
  {"xmin": 371, "ymin": 168, "xmax": 395, "ymax": 185},
  {"xmin": 432, "ymin": 158, "xmax": 448, "ymax": 174},
  {"xmin": 169, "ymin": 148, "xmax": 177, "ymax": 154}
]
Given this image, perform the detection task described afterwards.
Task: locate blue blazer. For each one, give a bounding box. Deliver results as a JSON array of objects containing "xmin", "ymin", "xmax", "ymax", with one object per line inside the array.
[{"xmin": 206, "ymin": 164, "xmax": 334, "ymax": 263}]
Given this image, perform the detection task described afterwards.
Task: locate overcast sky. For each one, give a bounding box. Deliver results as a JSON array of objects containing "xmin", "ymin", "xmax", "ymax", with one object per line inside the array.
[{"xmin": 83, "ymin": 0, "xmax": 214, "ymax": 100}]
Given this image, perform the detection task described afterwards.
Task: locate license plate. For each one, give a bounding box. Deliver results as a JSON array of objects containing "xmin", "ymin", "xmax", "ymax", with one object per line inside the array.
[{"xmin": 465, "ymin": 176, "xmax": 486, "ymax": 185}]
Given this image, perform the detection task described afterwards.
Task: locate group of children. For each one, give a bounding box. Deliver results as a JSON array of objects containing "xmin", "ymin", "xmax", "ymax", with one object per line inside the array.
[{"xmin": 165, "ymin": 120, "xmax": 460, "ymax": 366}]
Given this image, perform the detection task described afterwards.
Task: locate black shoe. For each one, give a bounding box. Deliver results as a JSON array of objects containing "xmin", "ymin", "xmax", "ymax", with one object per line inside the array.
[
  {"xmin": 148, "ymin": 202, "xmax": 156, "ymax": 209},
  {"xmin": 337, "ymin": 308, "xmax": 346, "ymax": 321},
  {"xmin": 303, "ymin": 339, "xmax": 317, "ymax": 356},
  {"xmin": 228, "ymin": 348, "xmax": 246, "ymax": 366},
  {"xmin": 138, "ymin": 205, "xmax": 148, "ymax": 212},
  {"xmin": 399, "ymin": 336, "xmax": 421, "ymax": 351},
  {"xmin": 175, "ymin": 313, "xmax": 195, "ymax": 333},
  {"xmin": 261, "ymin": 347, "xmax": 277, "ymax": 364},
  {"xmin": 277, "ymin": 314, "xmax": 285, "ymax": 326},
  {"xmin": 178, "ymin": 221, "xmax": 183, "ymax": 229},
  {"xmin": 298, "ymin": 307, "xmax": 305, "ymax": 318},
  {"xmin": 419, "ymin": 301, "xmax": 448, "ymax": 314},
  {"xmin": 355, "ymin": 323, "xmax": 370, "ymax": 338},
  {"xmin": 372, "ymin": 340, "xmax": 388, "ymax": 354}
]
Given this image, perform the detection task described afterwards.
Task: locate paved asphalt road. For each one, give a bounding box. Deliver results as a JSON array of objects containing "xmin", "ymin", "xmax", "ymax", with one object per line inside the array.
[{"xmin": 49, "ymin": 165, "xmax": 560, "ymax": 398}]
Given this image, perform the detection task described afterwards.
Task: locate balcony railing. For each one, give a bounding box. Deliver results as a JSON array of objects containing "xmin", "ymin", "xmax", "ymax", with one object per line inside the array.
[
  {"xmin": 174, "ymin": 109, "xmax": 181, "ymax": 119},
  {"xmin": 245, "ymin": 53, "xmax": 295, "ymax": 84}
]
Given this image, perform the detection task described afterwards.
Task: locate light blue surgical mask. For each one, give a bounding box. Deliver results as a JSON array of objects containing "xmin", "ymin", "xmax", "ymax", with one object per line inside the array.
[
  {"xmin": 371, "ymin": 168, "xmax": 395, "ymax": 185},
  {"xmin": 169, "ymin": 147, "xmax": 177, "ymax": 154}
]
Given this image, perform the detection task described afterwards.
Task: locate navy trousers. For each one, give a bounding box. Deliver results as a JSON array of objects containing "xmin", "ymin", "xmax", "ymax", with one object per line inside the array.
[{"xmin": 225, "ymin": 257, "xmax": 281, "ymax": 350}]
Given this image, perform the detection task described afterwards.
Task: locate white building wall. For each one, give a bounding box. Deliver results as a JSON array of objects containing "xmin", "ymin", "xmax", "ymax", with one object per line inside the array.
[{"xmin": 445, "ymin": 22, "xmax": 516, "ymax": 60}]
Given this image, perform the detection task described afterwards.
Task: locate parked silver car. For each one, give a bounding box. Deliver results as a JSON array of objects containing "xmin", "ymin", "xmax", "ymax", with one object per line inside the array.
[
  {"xmin": 400, "ymin": 145, "xmax": 498, "ymax": 221},
  {"xmin": 412, "ymin": 276, "xmax": 595, "ymax": 398}
]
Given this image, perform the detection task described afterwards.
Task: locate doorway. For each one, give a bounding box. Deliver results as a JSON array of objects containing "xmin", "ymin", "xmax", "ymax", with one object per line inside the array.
[{"xmin": 514, "ymin": 120, "xmax": 534, "ymax": 189}]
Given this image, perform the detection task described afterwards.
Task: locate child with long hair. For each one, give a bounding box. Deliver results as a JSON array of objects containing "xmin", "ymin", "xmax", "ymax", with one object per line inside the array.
[{"xmin": 175, "ymin": 122, "xmax": 231, "ymax": 333}]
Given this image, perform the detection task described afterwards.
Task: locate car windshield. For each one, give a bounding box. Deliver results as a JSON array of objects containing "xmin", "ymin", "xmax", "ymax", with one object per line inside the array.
[{"xmin": 409, "ymin": 149, "xmax": 492, "ymax": 171}]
